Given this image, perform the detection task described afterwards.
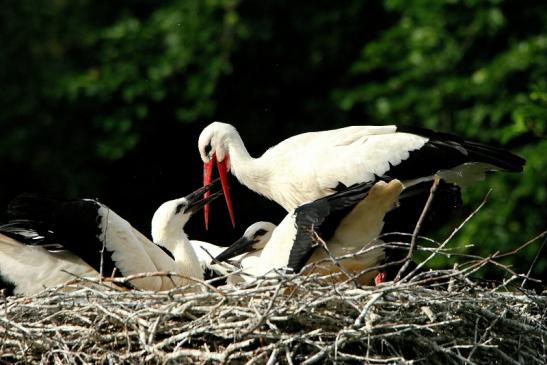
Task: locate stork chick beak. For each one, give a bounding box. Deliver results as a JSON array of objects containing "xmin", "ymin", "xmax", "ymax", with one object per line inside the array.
[
  {"xmin": 203, "ymin": 153, "xmax": 235, "ymax": 230},
  {"xmin": 186, "ymin": 179, "xmax": 222, "ymax": 215},
  {"xmin": 215, "ymin": 235, "xmax": 255, "ymax": 262}
]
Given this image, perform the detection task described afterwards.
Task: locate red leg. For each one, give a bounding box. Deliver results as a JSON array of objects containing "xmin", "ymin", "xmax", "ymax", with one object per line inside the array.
[{"xmin": 374, "ymin": 271, "xmax": 387, "ymax": 285}]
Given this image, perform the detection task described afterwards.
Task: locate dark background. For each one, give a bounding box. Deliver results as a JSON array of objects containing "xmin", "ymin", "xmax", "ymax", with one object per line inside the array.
[{"xmin": 1, "ymin": 0, "xmax": 545, "ymax": 281}]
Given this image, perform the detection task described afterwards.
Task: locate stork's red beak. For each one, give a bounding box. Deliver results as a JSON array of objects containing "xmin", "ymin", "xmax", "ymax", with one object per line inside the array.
[
  {"xmin": 203, "ymin": 153, "xmax": 235, "ymax": 229},
  {"xmin": 203, "ymin": 156, "xmax": 215, "ymax": 230}
]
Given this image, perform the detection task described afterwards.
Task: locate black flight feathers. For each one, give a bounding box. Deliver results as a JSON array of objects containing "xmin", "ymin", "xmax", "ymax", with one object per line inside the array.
[
  {"xmin": 393, "ymin": 126, "xmax": 525, "ymax": 178},
  {"xmin": 8, "ymin": 194, "xmax": 103, "ymax": 230},
  {"xmin": 0, "ymin": 219, "xmax": 63, "ymax": 250},
  {"xmin": 287, "ymin": 177, "xmax": 466, "ymax": 275},
  {"xmin": 287, "ymin": 179, "xmax": 385, "ymax": 272},
  {"xmin": 6, "ymin": 194, "xmax": 123, "ymax": 278}
]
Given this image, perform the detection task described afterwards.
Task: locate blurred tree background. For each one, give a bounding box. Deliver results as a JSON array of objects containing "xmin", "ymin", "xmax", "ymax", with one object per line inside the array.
[{"xmin": 0, "ymin": 0, "xmax": 545, "ymax": 281}]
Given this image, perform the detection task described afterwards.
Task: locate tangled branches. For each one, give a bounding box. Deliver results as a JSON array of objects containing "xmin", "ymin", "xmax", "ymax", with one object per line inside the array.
[
  {"xmin": 1, "ymin": 265, "xmax": 546, "ymax": 364},
  {"xmin": 1, "ymin": 185, "xmax": 546, "ymax": 364}
]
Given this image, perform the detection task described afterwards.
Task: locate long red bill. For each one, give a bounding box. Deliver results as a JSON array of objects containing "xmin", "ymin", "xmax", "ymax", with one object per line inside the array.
[
  {"xmin": 203, "ymin": 155, "xmax": 215, "ymax": 230},
  {"xmin": 217, "ymin": 155, "xmax": 235, "ymax": 228}
]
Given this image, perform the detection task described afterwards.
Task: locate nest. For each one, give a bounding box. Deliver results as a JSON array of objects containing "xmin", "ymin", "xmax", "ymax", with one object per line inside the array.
[
  {"xmin": 2, "ymin": 186, "xmax": 546, "ymax": 364},
  {"xmin": 1, "ymin": 265, "xmax": 546, "ymax": 364}
]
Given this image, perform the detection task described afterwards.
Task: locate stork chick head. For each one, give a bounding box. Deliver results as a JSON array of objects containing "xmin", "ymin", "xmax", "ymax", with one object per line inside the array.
[
  {"xmin": 151, "ymin": 183, "xmax": 222, "ymax": 245},
  {"xmin": 151, "ymin": 198, "xmax": 192, "ymax": 245},
  {"xmin": 215, "ymin": 221, "xmax": 276, "ymax": 262},
  {"xmin": 241, "ymin": 221, "xmax": 276, "ymax": 251}
]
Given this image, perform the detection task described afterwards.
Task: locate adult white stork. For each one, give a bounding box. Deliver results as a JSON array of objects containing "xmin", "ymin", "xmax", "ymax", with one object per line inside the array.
[
  {"xmin": 1, "ymin": 183, "xmax": 221, "ymax": 295},
  {"xmin": 215, "ymin": 179, "xmax": 405, "ymax": 285},
  {"xmin": 198, "ymin": 122, "xmax": 525, "ymax": 226}
]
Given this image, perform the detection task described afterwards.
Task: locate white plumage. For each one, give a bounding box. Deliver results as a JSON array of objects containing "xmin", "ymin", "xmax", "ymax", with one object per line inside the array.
[
  {"xmin": 216, "ymin": 180, "xmax": 403, "ymax": 285},
  {"xmin": 213, "ymin": 221, "xmax": 275, "ymax": 284},
  {"xmin": 0, "ymin": 232, "xmax": 101, "ymax": 295},
  {"xmin": 198, "ymin": 122, "xmax": 524, "ymax": 223},
  {"xmin": 0, "ymin": 184, "xmax": 221, "ymax": 295},
  {"xmin": 190, "ymin": 240, "xmax": 228, "ymax": 271}
]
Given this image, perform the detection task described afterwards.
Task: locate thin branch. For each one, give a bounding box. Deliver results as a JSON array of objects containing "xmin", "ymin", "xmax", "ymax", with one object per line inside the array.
[
  {"xmin": 394, "ymin": 177, "xmax": 440, "ymax": 283},
  {"xmin": 521, "ymin": 233, "xmax": 547, "ymax": 288}
]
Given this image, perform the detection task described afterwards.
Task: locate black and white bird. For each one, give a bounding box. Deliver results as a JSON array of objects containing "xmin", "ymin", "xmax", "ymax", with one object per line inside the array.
[
  {"xmin": 213, "ymin": 221, "xmax": 275, "ymax": 284},
  {"xmin": 198, "ymin": 122, "xmax": 525, "ymax": 226},
  {"xmin": 188, "ymin": 239, "xmax": 233, "ymax": 281},
  {"xmin": 215, "ymin": 221, "xmax": 275, "ymax": 263},
  {"xmin": 0, "ymin": 223, "xmax": 105, "ymax": 296},
  {"xmin": 215, "ymin": 179, "xmax": 405, "ymax": 285},
  {"xmin": 0, "ymin": 183, "xmax": 221, "ymax": 295},
  {"xmin": 187, "ymin": 222, "xmax": 275, "ymax": 284}
]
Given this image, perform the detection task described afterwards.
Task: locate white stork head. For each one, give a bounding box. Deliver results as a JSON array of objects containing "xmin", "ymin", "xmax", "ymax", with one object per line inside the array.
[
  {"xmin": 215, "ymin": 221, "xmax": 276, "ymax": 262},
  {"xmin": 198, "ymin": 122, "xmax": 240, "ymax": 229},
  {"xmin": 151, "ymin": 182, "xmax": 222, "ymax": 247},
  {"xmin": 198, "ymin": 122, "xmax": 238, "ymax": 165}
]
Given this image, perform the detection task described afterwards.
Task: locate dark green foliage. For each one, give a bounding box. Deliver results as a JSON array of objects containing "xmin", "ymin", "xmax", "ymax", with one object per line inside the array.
[
  {"xmin": 332, "ymin": 0, "xmax": 547, "ymax": 275},
  {"xmin": 0, "ymin": 0, "xmax": 545, "ymax": 279}
]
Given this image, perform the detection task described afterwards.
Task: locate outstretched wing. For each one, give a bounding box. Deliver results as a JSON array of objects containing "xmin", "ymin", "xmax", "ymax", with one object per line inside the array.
[
  {"xmin": 8, "ymin": 195, "xmax": 176, "ymax": 290},
  {"xmin": 265, "ymin": 125, "xmax": 524, "ymax": 209}
]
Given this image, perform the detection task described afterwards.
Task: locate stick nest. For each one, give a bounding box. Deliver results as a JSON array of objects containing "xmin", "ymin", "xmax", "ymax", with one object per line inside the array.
[{"xmin": 1, "ymin": 268, "xmax": 546, "ymax": 365}]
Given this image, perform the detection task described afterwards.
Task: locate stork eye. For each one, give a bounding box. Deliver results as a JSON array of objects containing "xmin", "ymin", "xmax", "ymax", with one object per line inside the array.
[
  {"xmin": 175, "ymin": 202, "xmax": 186, "ymax": 214},
  {"xmin": 254, "ymin": 229, "xmax": 267, "ymax": 237},
  {"xmin": 204, "ymin": 143, "xmax": 212, "ymax": 156}
]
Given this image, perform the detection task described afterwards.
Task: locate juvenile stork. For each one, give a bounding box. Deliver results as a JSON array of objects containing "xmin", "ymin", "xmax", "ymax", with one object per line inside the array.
[
  {"xmin": 188, "ymin": 221, "xmax": 275, "ymax": 284},
  {"xmin": 215, "ymin": 221, "xmax": 276, "ymax": 284},
  {"xmin": 215, "ymin": 221, "xmax": 275, "ymax": 263},
  {"xmin": 0, "ymin": 183, "xmax": 221, "ymax": 295},
  {"xmin": 216, "ymin": 179, "xmax": 405, "ymax": 285},
  {"xmin": 217, "ymin": 179, "xmax": 465, "ymax": 285},
  {"xmin": 198, "ymin": 122, "xmax": 525, "ymax": 227}
]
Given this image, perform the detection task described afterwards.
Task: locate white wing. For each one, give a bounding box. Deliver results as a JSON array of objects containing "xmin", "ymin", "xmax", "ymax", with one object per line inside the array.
[
  {"xmin": 98, "ymin": 206, "xmax": 181, "ymax": 290},
  {"xmin": 189, "ymin": 240, "xmax": 226, "ymax": 270},
  {"xmin": 0, "ymin": 233, "xmax": 99, "ymax": 295},
  {"xmin": 259, "ymin": 126, "xmax": 427, "ymax": 210}
]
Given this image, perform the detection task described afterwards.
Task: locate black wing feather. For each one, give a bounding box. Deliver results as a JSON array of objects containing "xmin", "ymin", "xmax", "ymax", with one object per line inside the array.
[
  {"xmin": 7, "ymin": 194, "xmax": 122, "ymax": 278},
  {"xmin": 391, "ymin": 126, "xmax": 525, "ymax": 179},
  {"xmin": 0, "ymin": 277, "xmax": 15, "ymax": 297},
  {"xmin": 287, "ymin": 202, "xmax": 329, "ymax": 272},
  {"xmin": 0, "ymin": 220, "xmax": 50, "ymax": 245},
  {"xmin": 287, "ymin": 180, "xmax": 380, "ymax": 273}
]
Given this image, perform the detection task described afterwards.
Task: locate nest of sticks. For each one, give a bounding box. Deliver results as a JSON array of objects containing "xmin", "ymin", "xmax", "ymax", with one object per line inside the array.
[
  {"xmin": 1, "ymin": 186, "xmax": 546, "ymax": 364},
  {"xmin": 1, "ymin": 247, "xmax": 546, "ymax": 365}
]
